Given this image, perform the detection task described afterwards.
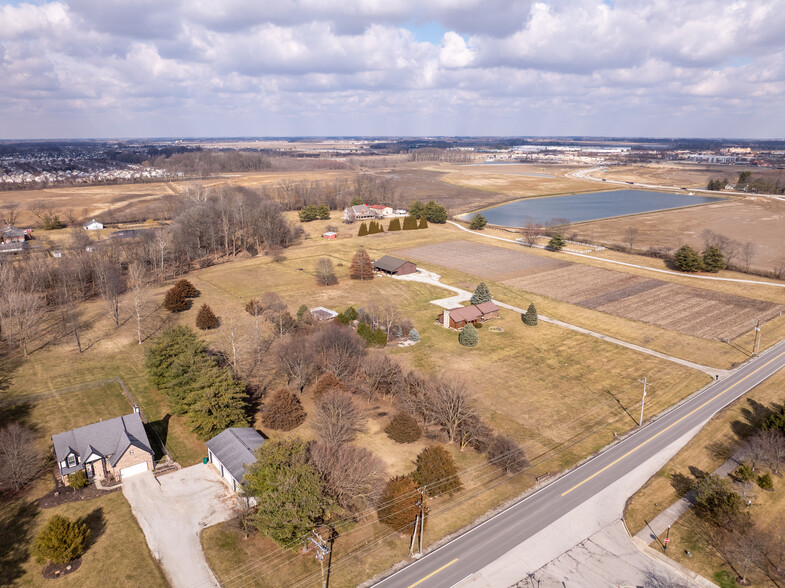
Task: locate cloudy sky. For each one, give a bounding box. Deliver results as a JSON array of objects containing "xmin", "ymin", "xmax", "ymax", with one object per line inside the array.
[{"xmin": 2, "ymin": 0, "xmax": 784, "ymax": 139}]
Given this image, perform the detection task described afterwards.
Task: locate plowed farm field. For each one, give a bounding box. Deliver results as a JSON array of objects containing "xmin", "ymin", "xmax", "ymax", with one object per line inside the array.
[{"xmin": 399, "ymin": 240, "xmax": 783, "ymax": 340}]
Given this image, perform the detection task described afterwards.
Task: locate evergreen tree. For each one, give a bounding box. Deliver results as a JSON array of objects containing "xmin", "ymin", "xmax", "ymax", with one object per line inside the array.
[
  {"xmin": 469, "ymin": 213, "xmax": 487, "ymax": 230},
  {"xmin": 349, "ymin": 249, "xmax": 374, "ymax": 280},
  {"xmin": 402, "ymin": 215, "xmax": 418, "ymax": 230},
  {"xmin": 358, "ymin": 222, "xmax": 368, "ymax": 237},
  {"xmin": 262, "ymin": 389, "xmax": 306, "ymax": 430},
  {"xmin": 173, "ymin": 279, "xmax": 199, "ymax": 298},
  {"xmin": 385, "ymin": 412, "xmax": 421, "ymax": 443},
  {"xmin": 377, "ymin": 476, "xmax": 422, "ymax": 531},
  {"xmin": 34, "ymin": 515, "xmax": 89, "ymax": 564},
  {"xmin": 674, "ymin": 245, "xmax": 703, "ymax": 272},
  {"xmin": 317, "ymin": 204, "xmax": 330, "ymax": 219},
  {"xmin": 163, "ymin": 286, "xmax": 188, "ymax": 312},
  {"xmin": 314, "ymin": 371, "xmax": 345, "ymax": 400},
  {"xmin": 409, "ymin": 200, "xmax": 425, "ymax": 219},
  {"xmin": 418, "ymin": 216, "xmax": 428, "ymax": 229},
  {"xmin": 547, "ymin": 234, "xmax": 565, "ymax": 251},
  {"xmin": 459, "ymin": 324, "xmax": 479, "ymax": 347},
  {"xmin": 423, "ymin": 200, "xmax": 447, "ymax": 223},
  {"xmin": 186, "ymin": 365, "xmax": 250, "ymax": 440},
  {"xmin": 298, "ymin": 205, "xmax": 318, "ymax": 222},
  {"xmin": 408, "ymin": 328, "xmax": 420, "ymax": 342},
  {"xmin": 196, "ymin": 304, "xmax": 219, "ymax": 329},
  {"xmin": 244, "ymin": 439, "xmax": 326, "ymax": 547},
  {"xmin": 296, "ymin": 304, "xmax": 309, "ymax": 322},
  {"xmin": 388, "ymin": 218, "xmax": 401, "ymax": 231},
  {"xmin": 523, "ymin": 303, "xmax": 538, "ymax": 326},
  {"xmin": 470, "ymin": 282, "xmax": 492, "ymax": 305},
  {"xmin": 702, "ymin": 245, "xmax": 726, "ymax": 272},
  {"xmin": 350, "ymin": 196, "xmax": 363, "ymax": 206},
  {"xmin": 412, "ymin": 445, "xmax": 463, "ymax": 496}
]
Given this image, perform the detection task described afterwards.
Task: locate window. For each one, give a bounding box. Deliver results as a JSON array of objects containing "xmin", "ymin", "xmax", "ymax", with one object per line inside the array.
[{"xmin": 67, "ymin": 454, "xmax": 76, "ymax": 467}]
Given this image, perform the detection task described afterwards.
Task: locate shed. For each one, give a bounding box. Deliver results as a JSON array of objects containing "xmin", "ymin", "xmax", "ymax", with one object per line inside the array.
[
  {"xmin": 206, "ymin": 428, "xmax": 265, "ymax": 492},
  {"xmin": 373, "ymin": 255, "xmax": 417, "ymax": 276},
  {"xmin": 84, "ymin": 219, "xmax": 104, "ymax": 231},
  {"xmin": 323, "ymin": 232, "xmax": 337, "ymax": 240}
]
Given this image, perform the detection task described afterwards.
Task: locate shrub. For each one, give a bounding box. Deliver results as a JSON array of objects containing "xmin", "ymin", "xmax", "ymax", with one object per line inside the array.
[
  {"xmin": 458, "ymin": 324, "xmax": 479, "ymax": 347},
  {"xmin": 702, "ymin": 245, "xmax": 727, "ymax": 272},
  {"xmin": 674, "ymin": 245, "xmax": 703, "ymax": 272},
  {"xmin": 358, "ymin": 222, "xmax": 369, "ymax": 237},
  {"xmin": 488, "ymin": 434, "xmax": 528, "ymax": 474},
  {"xmin": 408, "ymin": 328, "xmax": 420, "ymax": 342},
  {"xmin": 388, "ymin": 218, "xmax": 401, "ymax": 231},
  {"xmin": 385, "ymin": 412, "xmax": 421, "ymax": 443},
  {"xmin": 196, "ymin": 304, "xmax": 219, "ymax": 329},
  {"xmin": 523, "ymin": 303, "xmax": 538, "ymax": 326},
  {"xmin": 34, "ymin": 515, "xmax": 89, "ymax": 564},
  {"xmin": 173, "ymin": 279, "xmax": 199, "ymax": 298},
  {"xmin": 349, "ymin": 249, "xmax": 374, "ymax": 280},
  {"xmin": 67, "ymin": 470, "xmax": 89, "ymax": 489},
  {"xmin": 313, "ymin": 371, "xmax": 345, "ymax": 400},
  {"xmin": 336, "ymin": 306, "xmax": 358, "ymax": 325},
  {"xmin": 758, "ymin": 472, "xmax": 774, "ymax": 490},
  {"xmin": 470, "ymin": 282, "xmax": 492, "ymax": 305},
  {"xmin": 358, "ymin": 323, "xmax": 387, "ymax": 347},
  {"xmin": 412, "ymin": 445, "xmax": 463, "ymax": 496},
  {"xmin": 547, "ymin": 234, "xmax": 565, "ymax": 251},
  {"xmin": 735, "ymin": 464, "xmax": 756, "ymax": 482},
  {"xmin": 261, "ymin": 389, "xmax": 306, "ymax": 431},
  {"xmin": 402, "ymin": 216, "xmax": 418, "ymax": 230},
  {"xmin": 377, "ymin": 476, "xmax": 421, "ymax": 531},
  {"xmin": 418, "ymin": 216, "xmax": 428, "ymax": 229},
  {"xmin": 469, "ymin": 213, "xmax": 487, "ymax": 230},
  {"xmin": 42, "ymin": 214, "xmax": 64, "ymax": 230},
  {"xmin": 163, "ymin": 286, "xmax": 188, "ymax": 312}
]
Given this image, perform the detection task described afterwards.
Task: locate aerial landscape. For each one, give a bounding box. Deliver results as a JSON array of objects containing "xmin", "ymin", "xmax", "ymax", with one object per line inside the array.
[{"xmin": 2, "ymin": 2, "xmax": 785, "ymax": 588}]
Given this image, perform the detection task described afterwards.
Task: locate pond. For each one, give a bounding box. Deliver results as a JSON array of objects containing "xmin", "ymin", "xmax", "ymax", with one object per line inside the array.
[{"xmin": 470, "ymin": 189, "xmax": 724, "ymax": 226}]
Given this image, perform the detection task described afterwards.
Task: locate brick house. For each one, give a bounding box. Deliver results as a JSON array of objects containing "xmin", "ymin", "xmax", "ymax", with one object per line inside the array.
[
  {"xmin": 437, "ymin": 301, "xmax": 500, "ymax": 329},
  {"xmin": 52, "ymin": 408, "xmax": 154, "ymax": 485}
]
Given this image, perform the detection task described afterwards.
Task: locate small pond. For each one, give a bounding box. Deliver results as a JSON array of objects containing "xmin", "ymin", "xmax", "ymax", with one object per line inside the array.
[{"xmin": 470, "ymin": 189, "xmax": 723, "ymax": 226}]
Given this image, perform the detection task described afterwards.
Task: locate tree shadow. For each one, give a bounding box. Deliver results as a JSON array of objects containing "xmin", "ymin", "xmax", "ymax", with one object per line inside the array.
[
  {"xmin": 731, "ymin": 398, "xmax": 776, "ymax": 439},
  {"xmin": 77, "ymin": 508, "xmax": 106, "ymax": 553},
  {"xmin": 0, "ymin": 500, "xmax": 39, "ymax": 585},
  {"xmin": 706, "ymin": 440, "xmax": 735, "ymax": 462},
  {"xmin": 688, "ymin": 465, "xmax": 708, "ymax": 480},
  {"xmin": 0, "ymin": 401, "xmax": 34, "ymax": 430},
  {"xmin": 671, "ymin": 472, "xmax": 695, "ymax": 497}
]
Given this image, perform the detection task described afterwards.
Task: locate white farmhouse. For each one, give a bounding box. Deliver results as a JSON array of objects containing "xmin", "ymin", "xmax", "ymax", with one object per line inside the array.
[{"xmin": 84, "ymin": 219, "xmax": 104, "ymax": 230}]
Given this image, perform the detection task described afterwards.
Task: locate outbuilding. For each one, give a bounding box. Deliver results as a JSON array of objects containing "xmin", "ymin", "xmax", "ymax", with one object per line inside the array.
[
  {"xmin": 83, "ymin": 219, "xmax": 104, "ymax": 231},
  {"xmin": 373, "ymin": 255, "xmax": 417, "ymax": 276},
  {"xmin": 323, "ymin": 231, "xmax": 337, "ymax": 240},
  {"xmin": 205, "ymin": 428, "xmax": 266, "ymax": 492}
]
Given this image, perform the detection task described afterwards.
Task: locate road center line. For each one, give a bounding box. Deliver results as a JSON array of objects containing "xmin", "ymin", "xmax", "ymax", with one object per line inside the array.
[
  {"xmin": 561, "ymin": 349, "xmax": 785, "ymax": 496},
  {"xmin": 407, "ymin": 558, "xmax": 459, "ymax": 588}
]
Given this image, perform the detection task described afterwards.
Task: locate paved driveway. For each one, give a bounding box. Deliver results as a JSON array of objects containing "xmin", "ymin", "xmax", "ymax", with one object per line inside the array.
[{"xmin": 123, "ymin": 464, "xmax": 239, "ymax": 588}]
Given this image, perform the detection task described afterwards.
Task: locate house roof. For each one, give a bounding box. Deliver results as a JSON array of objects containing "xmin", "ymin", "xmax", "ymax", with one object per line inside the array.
[
  {"xmin": 84, "ymin": 219, "xmax": 103, "ymax": 227},
  {"xmin": 52, "ymin": 412, "xmax": 153, "ymax": 475},
  {"xmin": 475, "ymin": 301, "xmax": 499, "ymax": 314},
  {"xmin": 369, "ymin": 204, "xmax": 388, "ymax": 209},
  {"xmin": 373, "ymin": 255, "xmax": 412, "ymax": 272},
  {"xmin": 205, "ymin": 428, "xmax": 265, "ymax": 483},
  {"xmin": 1, "ymin": 225, "xmax": 25, "ymax": 238},
  {"xmin": 0, "ymin": 241, "xmax": 29, "ymax": 252},
  {"xmin": 446, "ymin": 305, "xmax": 482, "ymax": 323}
]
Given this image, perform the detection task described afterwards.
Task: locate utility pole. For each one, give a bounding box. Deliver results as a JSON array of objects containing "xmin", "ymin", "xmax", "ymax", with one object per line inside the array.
[
  {"xmin": 639, "ymin": 377, "xmax": 648, "ymax": 427},
  {"xmin": 410, "ymin": 488, "xmax": 428, "ymax": 557},
  {"xmin": 753, "ymin": 320, "xmax": 762, "ymax": 356},
  {"xmin": 309, "ymin": 529, "xmax": 330, "ymax": 588},
  {"xmin": 409, "ymin": 514, "xmax": 420, "ymax": 557}
]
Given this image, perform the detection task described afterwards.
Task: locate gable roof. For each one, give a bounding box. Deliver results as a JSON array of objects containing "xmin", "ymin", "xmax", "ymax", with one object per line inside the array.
[
  {"xmin": 446, "ymin": 305, "xmax": 482, "ymax": 323},
  {"xmin": 475, "ymin": 301, "xmax": 499, "ymax": 314},
  {"xmin": 205, "ymin": 428, "xmax": 265, "ymax": 483},
  {"xmin": 52, "ymin": 412, "xmax": 153, "ymax": 475},
  {"xmin": 373, "ymin": 255, "xmax": 411, "ymax": 272},
  {"xmin": 1, "ymin": 225, "xmax": 25, "ymax": 239}
]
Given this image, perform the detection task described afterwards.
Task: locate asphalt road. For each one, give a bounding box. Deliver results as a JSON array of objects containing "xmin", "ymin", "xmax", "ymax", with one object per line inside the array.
[{"xmin": 374, "ymin": 338, "xmax": 785, "ymax": 588}]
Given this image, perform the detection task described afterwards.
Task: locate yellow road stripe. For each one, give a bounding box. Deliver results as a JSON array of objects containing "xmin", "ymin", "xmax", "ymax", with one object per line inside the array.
[
  {"xmin": 407, "ymin": 558, "xmax": 460, "ymax": 588},
  {"xmin": 561, "ymin": 349, "xmax": 785, "ymax": 497}
]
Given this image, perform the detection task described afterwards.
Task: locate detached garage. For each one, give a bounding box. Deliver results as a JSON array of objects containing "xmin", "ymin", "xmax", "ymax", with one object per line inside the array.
[
  {"xmin": 373, "ymin": 255, "xmax": 417, "ymax": 276},
  {"xmin": 206, "ymin": 428, "xmax": 266, "ymax": 492}
]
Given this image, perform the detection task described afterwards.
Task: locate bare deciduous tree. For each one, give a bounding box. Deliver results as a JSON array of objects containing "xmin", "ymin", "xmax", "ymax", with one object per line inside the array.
[
  {"xmin": 311, "ymin": 323, "xmax": 366, "ymax": 380},
  {"xmin": 0, "ymin": 424, "xmax": 43, "ymax": 493},
  {"xmin": 274, "ymin": 333, "xmax": 315, "ymax": 393},
  {"xmin": 310, "ymin": 442, "xmax": 386, "ymax": 514},
  {"xmin": 312, "ymin": 390, "xmax": 366, "ymax": 445},
  {"xmin": 0, "ymin": 287, "xmax": 45, "ymax": 356},
  {"xmin": 315, "ymin": 258, "xmax": 338, "ymax": 286},
  {"xmin": 0, "ymin": 202, "xmax": 21, "ymax": 226},
  {"xmin": 427, "ymin": 377, "xmax": 478, "ymax": 443},
  {"xmin": 625, "ymin": 226, "xmax": 640, "ymax": 253},
  {"xmin": 356, "ymin": 352, "xmax": 402, "ymax": 402},
  {"xmin": 92, "ymin": 257, "xmax": 124, "ymax": 328},
  {"xmin": 128, "ymin": 262, "xmax": 149, "ymax": 344},
  {"xmin": 742, "ymin": 241, "xmax": 757, "ymax": 272}
]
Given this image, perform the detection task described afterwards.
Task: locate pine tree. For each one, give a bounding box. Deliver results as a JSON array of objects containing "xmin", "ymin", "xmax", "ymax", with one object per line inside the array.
[
  {"xmin": 412, "ymin": 445, "xmax": 463, "ymax": 496},
  {"xmin": 470, "ymin": 282, "xmax": 492, "ymax": 305},
  {"xmin": 408, "ymin": 328, "xmax": 420, "ymax": 342},
  {"xmin": 317, "ymin": 204, "xmax": 330, "ymax": 220},
  {"xmin": 702, "ymin": 245, "xmax": 726, "ymax": 272},
  {"xmin": 674, "ymin": 245, "xmax": 703, "ymax": 272},
  {"xmin": 409, "ymin": 201, "xmax": 425, "ymax": 219},
  {"xmin": 402, "ymin": 216, "xmax": 418, "ymax": 230},
  {"xmin": 349, "ymin": 249, "xmax": 374, "ymax": 280},
  {"xmin": 423, "ymin": 200, "xmax": 447, "ymax": 223},
  {"xmin": 262, "ymin": 389, "xmax": 306, "ymax": 431},
  {"xmin": 469, "ymin": 213, "xmax": 487, "ymax": 230},
  {"xmin": 314, "ymin": 371, "xmax": 345, "ymax": 399},
  {"xmin": 377, "ymin": 476, "xmax": 422, "ymax": 531},
  {"xmin": 523, "ymin": 303, "xmax": 538, "ymax": 326},
  {"xmin": 34, "ymin": 515, "xmax": 89, "ymax": 564},
  {"xmin": 196, "ymin": 304, "xmax": 219, "ymax": 329},
  {"xmin": 358, "ymin": 222, "xmax": 368, "ymax": 237},
  {"xmin": 385, "ymin": 412, "xmax": 421, "ymax": 443},
  {"xmin": 547, "ymin": 234, "xmax": 565, "ymax": 251},
  {"xmin": 459, "ymin": 324, "xmax": 479, "ymax": 347},
  {"xmin": 186, "ymin": 365, "xmax": 250, "ymax": 440},
  {"xmin": 388, "ymin": 218, "xmax": 401, "ymax": 231},
  {"xmin": 418, "ymin": 216, "xmax": 428, "ymax": 229},
  {"xmin": 298, "ymin": 205, "xmax": 318, "ymax": 222},
  {"xmin": 163, "ymin": 286, "xmax": 188, "ymax": 312},
  {"xmin": 173, "ymin": 279, "xmax": 199, "ymax": 298}
]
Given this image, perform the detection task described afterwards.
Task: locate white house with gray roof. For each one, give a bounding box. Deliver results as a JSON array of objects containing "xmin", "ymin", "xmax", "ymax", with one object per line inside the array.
[
  {"xmin": 205, "ymin": 427, "xmax": 265, "ymax": 492},
  {"xmin": 52, "ymin": 408, "xmax": 154, "ymax": 485}
]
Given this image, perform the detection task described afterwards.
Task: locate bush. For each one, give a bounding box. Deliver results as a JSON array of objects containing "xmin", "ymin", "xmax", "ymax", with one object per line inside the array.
[
  {"xmin": 358, "ymin": 222, "xmax": 368, "ymax": 237},
  {"xmin": 758, "ymin": 472, "xmax": 774, "ymax": 490},
  {"xmin": 735, "ymin": 464, "xmax": 756, "ymax": 482},
  {"xmin": 377, "ymin": 476, "xmax": 421, "ymax": 531},
  {"xmin": 42, "ymin": 214, "xmax": 63, "ymax": 230},
  {"xmin": 261, "ymin": 389, "xmax": 306, "ymax": 431},
  {"xmin": 336, "ymin": 306, "xmax": 358, "ymax": 325},
  {"xmin": 412, "ymin": 445, "xmax": 463, "ymax": 496},
  {"xmin": 408, "ymin": 328, "xmax": 420, "ymax": 342},
  {"xmin": 34, "ymin": 515, "xmax": 89, "ymax": 564},
  {"xmin": 173, "ymin": 279, "xmax": 199, "ymax": 298},
  {"xmin": 402, "ymin": 216, "xmax": 418, "ymax": 230},
  {"xmin": 196, "ymin": 304, "xmax": 219, "ymax": 329},
  {"xmin": 388, "ymin": 218, "xmax": 401, "ymax": 231},
  {"xmin": 458, "ymin": 324, "xmax": 479, "ymax": 347},
  {"xmin": 674, "ymin": 245, "xmax": 703, "ymax": 272},
  {"xmin": 522, "ymin": 303, "xmax": 538, "ymax": 326},
  {"xmin": 313, "ymin": 371, "xmax": 345, "ymax": 400},
  {"xmin": 488, "ymin": 434, "xmax": 528, "ymax": 474},
  {"xmin": 67, "ymin": 470, "xmax": 89, "ymax": 489},
  {"xmin": 357, "ymin": 322, "xmax": 387, "ymax": 347},
  {"xmin": 163, "ymin": 286, "xmax": 188, "ymax": 312},
  {"xmin": 547, "ymin": 234, "xmax": 565, "ymax": 251},
  {"xmin": 418, "ymin": 216, "xmax": 429, "ymax": 229},
  {"xmin": 385, "ymin": 412, "xmax": 421, "ymax": 443},
  {"xmin": 469, "ymin": 213, "xmax": 487, "ymax": 230}
]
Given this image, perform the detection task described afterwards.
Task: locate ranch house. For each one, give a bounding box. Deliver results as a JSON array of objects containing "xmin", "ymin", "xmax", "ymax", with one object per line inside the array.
[
  {"xmin": 373, "ymin": 255, "xmax": 418, "ymax": 276},
  {"xmin": 343, "ymin": 205, "xmax": 381, "ymax": 222},
  {"xmin": 437, "ymin": 301, "xmax": 500, "ymax": 329},
  {"xmin": 206, "ymin": 427, "xmax": 266, "ymax": 492}
]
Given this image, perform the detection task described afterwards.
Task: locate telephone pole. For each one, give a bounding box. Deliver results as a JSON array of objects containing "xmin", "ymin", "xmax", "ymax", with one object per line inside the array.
[
  {"xmin": 309, "ymin": 529, "xmax": 331, "ymax": 588},
  {"xmin": 639, "ymin": 377, "xmax": 649, "ymax": 427},
  {"xmin": 409, "ymin": 489, "xmax": 428, "ymax": 558},
  {"xmin": 753, "ymin": 320, "xmax": 762, "ymax": 356}
]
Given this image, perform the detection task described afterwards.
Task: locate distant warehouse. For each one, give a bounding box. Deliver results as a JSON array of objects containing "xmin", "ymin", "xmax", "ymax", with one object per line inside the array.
[{"xmin": 373, "ymin": 255, "xmax": 417, "ymax": 276}]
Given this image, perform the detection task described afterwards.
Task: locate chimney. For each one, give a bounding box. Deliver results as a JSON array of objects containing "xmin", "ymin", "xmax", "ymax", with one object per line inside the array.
[{"xmin": 442, "ymin": 309, "xmax": 450, "ymax": 329}]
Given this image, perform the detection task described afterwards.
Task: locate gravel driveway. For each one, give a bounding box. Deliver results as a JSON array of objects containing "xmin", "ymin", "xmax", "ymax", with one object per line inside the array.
[{"xmin": 123, "ymin": 465, "xmax": 239, "ymax": 588}]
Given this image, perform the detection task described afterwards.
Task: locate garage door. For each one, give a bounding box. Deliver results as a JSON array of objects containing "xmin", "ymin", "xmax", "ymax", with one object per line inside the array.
[{"xmin": 121, "ymin": 462, "xmax": 149, "ymax": 479}]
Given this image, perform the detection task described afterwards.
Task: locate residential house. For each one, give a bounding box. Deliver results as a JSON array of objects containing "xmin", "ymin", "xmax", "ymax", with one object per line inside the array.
[
  {"xmin": 83, "ymin": 219, "xmax": 104, "ymax": 230},
  {"xmin": 373, "ymin": 255, "xmax": 417, "ymax": 276},
  {"xmin": 343, "ymin": 205, "xmax": 381, "ymax": 222},
  {"xmin": 52, "ymin": 408, "xmax": 155, "ymax": 485},
  {"xmin": 1, "ymin": 225, "xmax": 26, "ymax": 243},
  {"xmin": 206, "ymin": 428, "xmax": 266, "ymax": 492},
  {"xmin": 369, "ymin": 204, "xmax": 394, "ymax": 217},
  {"xmin": 309, "ymin": 306, "xmax": 339, "ymax": 321},
  {"xmin": 437, "ymin": 301, "xmax": 500, "ymax": 329}
]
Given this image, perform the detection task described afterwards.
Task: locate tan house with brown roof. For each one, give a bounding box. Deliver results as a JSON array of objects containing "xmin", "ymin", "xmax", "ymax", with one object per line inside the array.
[{"xmin": 437, "ymin": 301, "xmax": 500, "ymax": 329}]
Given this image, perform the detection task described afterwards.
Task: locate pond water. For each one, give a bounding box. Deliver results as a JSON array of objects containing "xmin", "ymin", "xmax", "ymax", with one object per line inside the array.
[{"xmin": 472, "ymin": 190, "xmax": 723, "ymax": 226}]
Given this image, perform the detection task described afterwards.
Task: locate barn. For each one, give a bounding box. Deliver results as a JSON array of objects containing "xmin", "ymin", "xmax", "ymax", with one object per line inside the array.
[
  {"xmin": 373, "ymin": 255, "xmax": 417, "ymax": 276},
  {"xmin": 206, "ymin": 428, "xmax": 265, "ymax": 492}
]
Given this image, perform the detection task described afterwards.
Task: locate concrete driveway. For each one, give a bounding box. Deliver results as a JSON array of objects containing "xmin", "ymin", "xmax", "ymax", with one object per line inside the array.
[{"xmin": 123, "ymin": 464, "xmax": 239, "ymax": 588}]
